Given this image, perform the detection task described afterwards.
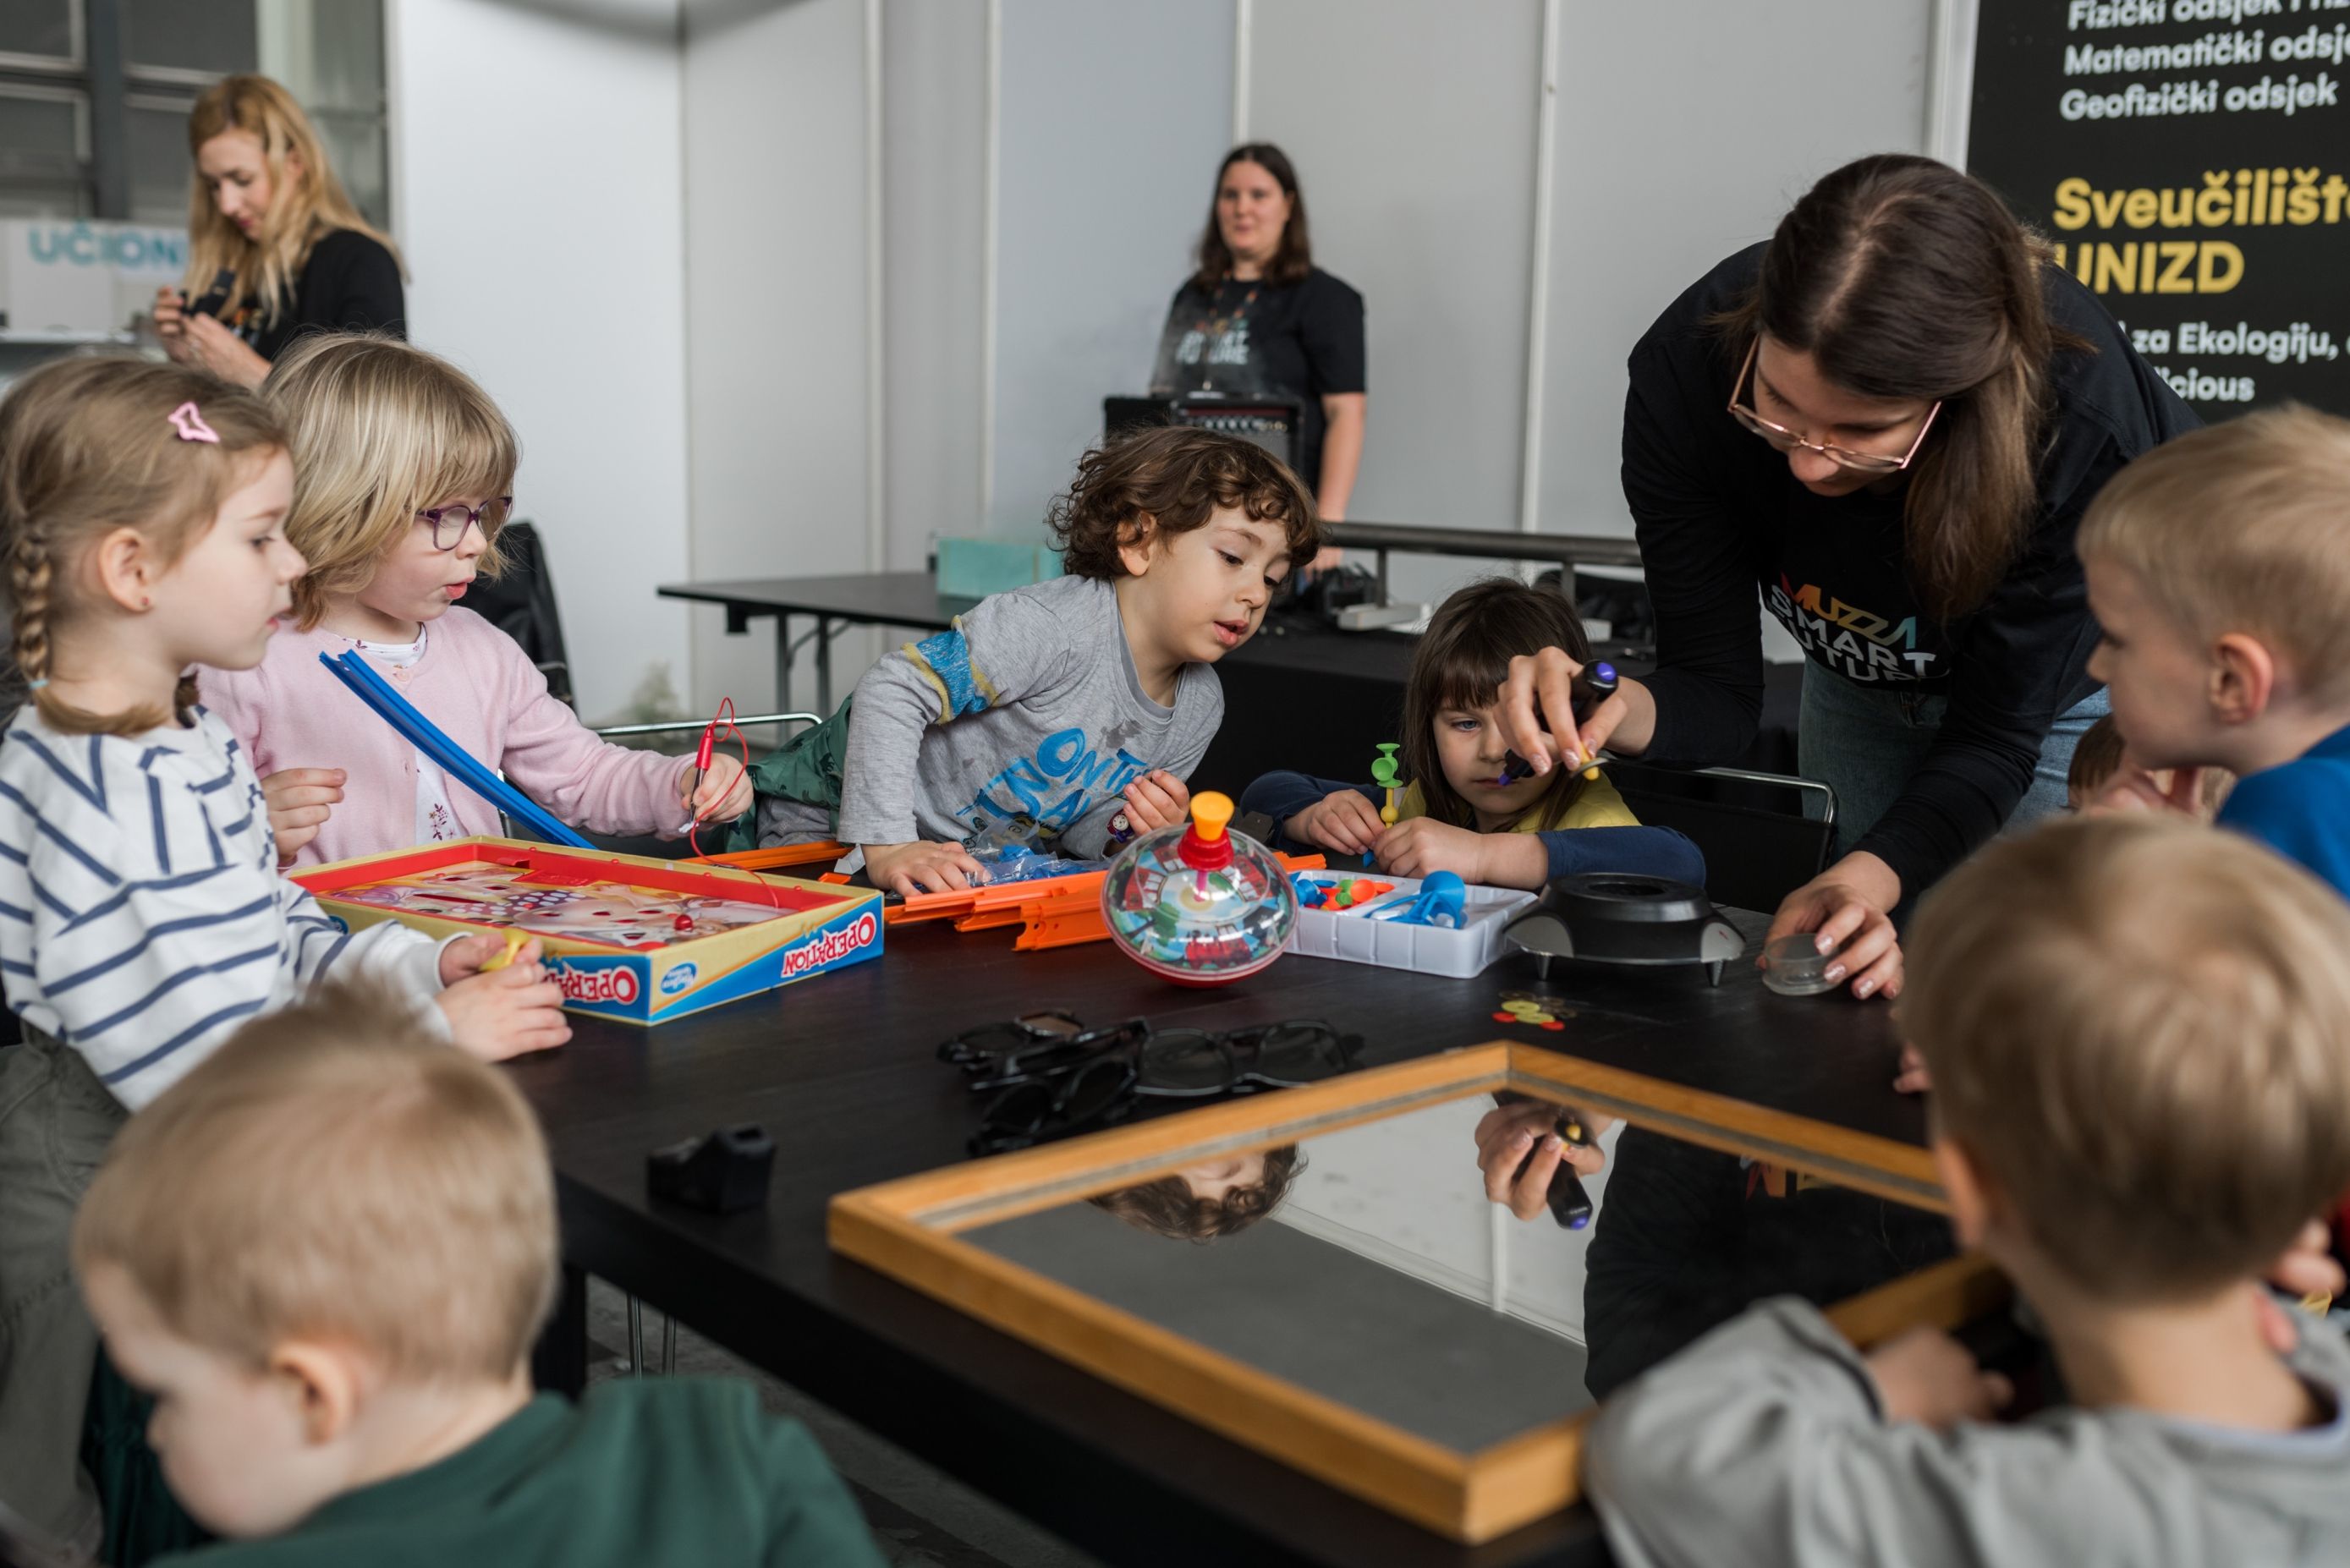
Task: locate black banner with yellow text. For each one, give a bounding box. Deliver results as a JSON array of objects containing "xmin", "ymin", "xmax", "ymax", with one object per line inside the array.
[{"xmin": 1969, "ymin": 0, "xmax": 2350, "ymax": 418}]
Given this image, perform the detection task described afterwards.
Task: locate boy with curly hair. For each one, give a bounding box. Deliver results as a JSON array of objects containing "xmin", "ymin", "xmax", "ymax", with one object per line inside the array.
[{"xmin": 756, "ymin": 426, "xmax": 1320, "ymax": 895}]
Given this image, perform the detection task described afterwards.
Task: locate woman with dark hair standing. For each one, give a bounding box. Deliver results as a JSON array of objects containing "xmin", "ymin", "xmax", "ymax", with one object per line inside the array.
[
  {"xmin": 1500, "ymin": 154, "xmax": 2196, "ymax": 1001},
  {"xmin": 1151, "ymin": 144, "xmax": 1364, "ymax": 567}
]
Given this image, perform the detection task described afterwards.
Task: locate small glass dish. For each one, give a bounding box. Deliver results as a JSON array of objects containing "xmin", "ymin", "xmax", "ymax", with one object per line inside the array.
[{"xmin": 1760, "ymin": 933, "xmax": 1840, "ymax": 997}]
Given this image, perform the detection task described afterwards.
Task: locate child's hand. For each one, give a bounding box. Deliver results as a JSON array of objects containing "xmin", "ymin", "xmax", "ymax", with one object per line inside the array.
[
  {"xmin": 2256, "ymin": 1220, "xmax": 2346, "ymax": 1353},
  {"xmin": 1120, "ymin": 770, "xmax": 1190, "ymax": 834},
  {"xmin": 260, "ymin": 768, "xmax": 346, "ymax": 864},
  {"xmin": 1865, "ymin": 1327, "xmax": 2012, "ymax": 1428},
  {"xmin": 2084, "ymin": 766, "xmax": 2208, "ymax": 817},
  {"xmin": 1373, "ymin": 816, "xmax": 1488, "ymax": 882},
  {"xmin": 865, "ymin": 840, "xmax": 984, "ymax": 896},
  {"xmin": 681, "ymin": 753, "xmax": 755, "ymax": 828},
  {"xmin": 1288, "ymin": 788, "xmax": 1387, "ymax": 856},
  {"xmin": 1892, "ymin": 1042, "xmax": 1932, "ymax": 1095},
  {"xmin": 434, "ymin": 936, "xmax": 572, "ymax": 1061},
  {"xmin": 1474, "ymin": 1101, "xmax": 1612, "ymax": 1221}
]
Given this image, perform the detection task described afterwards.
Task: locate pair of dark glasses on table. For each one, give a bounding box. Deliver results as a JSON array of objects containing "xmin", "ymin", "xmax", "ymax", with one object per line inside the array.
[{"xmin": 939, "ymin": 1012, "xmax": 1364, "ymax": 1154}]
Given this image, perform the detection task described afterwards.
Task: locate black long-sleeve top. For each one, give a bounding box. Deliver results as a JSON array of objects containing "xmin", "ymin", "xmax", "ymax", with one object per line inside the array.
[
  {"xmin": 1622, "ymin": 244, "xmax": 2198, "ymax": 896},
  {"xmin": 244, "ymin": 228, "xmax": 406, "ymax": 363}
]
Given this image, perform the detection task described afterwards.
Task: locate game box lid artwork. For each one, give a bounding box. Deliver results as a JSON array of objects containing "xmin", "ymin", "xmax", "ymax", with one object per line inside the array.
[{"xmin": 293, "ymin": 837, "xmax": 882, "ymax": 1024}]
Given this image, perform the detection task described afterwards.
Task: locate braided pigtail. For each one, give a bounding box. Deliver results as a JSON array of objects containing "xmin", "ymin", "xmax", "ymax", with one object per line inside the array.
[{"xmin": 8, "ymin": 521, "xmax": 55, "ymax": 724}]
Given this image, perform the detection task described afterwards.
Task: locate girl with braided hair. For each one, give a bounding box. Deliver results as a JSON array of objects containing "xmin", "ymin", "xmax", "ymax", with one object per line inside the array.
[{"xmin": 0, "ymin": 357, "xmax": 567, "ymax": 1552}]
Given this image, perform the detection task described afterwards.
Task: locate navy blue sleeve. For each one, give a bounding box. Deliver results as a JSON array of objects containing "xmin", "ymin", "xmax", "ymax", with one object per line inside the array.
[
  {"xmin": 1539, "ymin": 825, "xmax": 1707, "ymax": 886},
  {"xmin": 1239, "ymin": 770, "xmax": 1376, "ymax": 853}
]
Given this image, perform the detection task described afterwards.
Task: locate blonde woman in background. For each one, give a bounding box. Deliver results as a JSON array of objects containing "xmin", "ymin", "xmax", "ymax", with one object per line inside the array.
[{"xmin": 154, "ymin": 74, "xmax": 404, "ymax": 389}]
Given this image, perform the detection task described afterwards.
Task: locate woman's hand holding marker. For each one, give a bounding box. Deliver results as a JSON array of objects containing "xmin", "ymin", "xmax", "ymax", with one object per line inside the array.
[
  {"xmin": 1496, "ymin": 647, "xmax": 1653, "ymax": 779},
  {"xmin": 1119, "ymin": 770, "xmax": 1191, "ymax": 835}
]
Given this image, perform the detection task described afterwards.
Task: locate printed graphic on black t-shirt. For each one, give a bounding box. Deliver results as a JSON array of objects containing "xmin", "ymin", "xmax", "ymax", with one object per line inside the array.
[
  {"xmin": 1149, "ymin": 268, "xmax": 1364, "ymax": 492},
  {"xmin": 1763, "ymin": 487, "xmax": 1949, "ymax": 687}
]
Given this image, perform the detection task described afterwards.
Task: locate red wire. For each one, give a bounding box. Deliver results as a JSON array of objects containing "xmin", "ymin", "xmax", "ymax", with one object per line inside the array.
[{"xmin": 686, "ymin": 697, "xmax": 749, "ymax": 858}]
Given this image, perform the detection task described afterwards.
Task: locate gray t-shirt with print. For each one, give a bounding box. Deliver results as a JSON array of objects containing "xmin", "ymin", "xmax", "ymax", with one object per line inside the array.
[{"xmin": 759, "ymin": 573, "xmax": 1222, "ymax": 860}]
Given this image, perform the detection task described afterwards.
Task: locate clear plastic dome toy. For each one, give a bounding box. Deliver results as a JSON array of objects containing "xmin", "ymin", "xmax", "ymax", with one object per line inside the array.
[{"xmin": 1100, "ymin": 792, "xmax": 1297, "ymax": 985}]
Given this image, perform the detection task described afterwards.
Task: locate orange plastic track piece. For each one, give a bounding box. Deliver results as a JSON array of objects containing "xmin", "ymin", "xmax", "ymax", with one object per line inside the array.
[{"xmin": 689, "ymin": 842, "xmax": 852, "ymax": 871}]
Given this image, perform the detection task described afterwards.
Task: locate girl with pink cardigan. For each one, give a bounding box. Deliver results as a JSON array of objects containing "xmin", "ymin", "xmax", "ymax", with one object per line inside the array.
[{"xmin": 202, "ymin": 335, "xmax": 751, "ymax": 868}]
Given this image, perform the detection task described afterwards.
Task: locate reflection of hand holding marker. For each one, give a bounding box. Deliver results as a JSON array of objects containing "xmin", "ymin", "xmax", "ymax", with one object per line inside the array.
[
  {"xmin": 1496, "ymin": 662, "xmax": 1616, "ymax": 787},
  {"xmin": 1509, "ymin": 1111, "xmax": 1595, "ymax": 1230}
]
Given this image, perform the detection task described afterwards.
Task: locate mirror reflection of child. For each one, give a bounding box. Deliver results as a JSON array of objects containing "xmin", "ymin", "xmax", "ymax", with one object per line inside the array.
[
  {"xmin": 1241, "ymin": 578, "xmax": 1705, "ymax": 889},
  {"xmin": 1090, "ymin": 1146, "xmax": 1304, "ymax": 1242}
]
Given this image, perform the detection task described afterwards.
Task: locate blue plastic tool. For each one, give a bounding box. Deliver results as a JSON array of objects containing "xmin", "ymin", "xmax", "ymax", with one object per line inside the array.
[
  {"xmin": 1367, "ymin": 870, "xmax": 1468, "ymax": 929},
  {"xmin": 318, "ymin": 650, "xmax": 593, "ymax": 849}
]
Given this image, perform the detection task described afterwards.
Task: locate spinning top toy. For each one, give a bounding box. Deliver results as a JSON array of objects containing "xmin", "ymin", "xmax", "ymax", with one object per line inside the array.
[{"xmin": 1101, "ymin": 792, "xmax": 1297, "ymax": 985}]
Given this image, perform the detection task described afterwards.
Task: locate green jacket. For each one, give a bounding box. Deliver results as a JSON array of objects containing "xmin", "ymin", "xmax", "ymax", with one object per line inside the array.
[{"xmin": 159, "ymin": 1381, "xmax": 886, "ymax": 1568}]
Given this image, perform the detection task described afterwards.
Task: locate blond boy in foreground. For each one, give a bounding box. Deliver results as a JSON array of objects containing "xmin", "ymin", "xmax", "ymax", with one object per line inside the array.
[
  {"xmin": 1584, "ymin": 818, "xmax": 2350, "ymax": 1566},
  {"xmin": 74, "ymin": 986, "xmax": 885, "ymax": 1567}
]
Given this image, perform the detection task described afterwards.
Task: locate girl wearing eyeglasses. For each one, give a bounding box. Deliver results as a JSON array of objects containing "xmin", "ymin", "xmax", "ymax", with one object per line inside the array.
[
  {"xmin": 1500, "ymin": 154, "xmax": 2197, "ymax": 1003},
  {"xmin": 200, "ymin": 334, "xmax": 753, "ymax": 868}
]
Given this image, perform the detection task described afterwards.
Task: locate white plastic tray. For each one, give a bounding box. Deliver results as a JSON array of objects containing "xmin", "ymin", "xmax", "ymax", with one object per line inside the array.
[{"xmin": 1286, "ymin": 873, "xmax": 1538, "ymax": 979}]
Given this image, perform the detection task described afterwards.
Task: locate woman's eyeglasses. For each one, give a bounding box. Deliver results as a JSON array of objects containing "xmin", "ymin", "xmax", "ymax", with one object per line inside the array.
[
  {"xmin": 942, "ymin": 1013, "xmax": 1364, "ymax": 1154},
  {"xmin": 1726, "ymin": 341, "xmax": 1940, "ymax": 476},
  {"xmin": 415, "ymin": 496, "xmax": 513, "ymax": 550}
]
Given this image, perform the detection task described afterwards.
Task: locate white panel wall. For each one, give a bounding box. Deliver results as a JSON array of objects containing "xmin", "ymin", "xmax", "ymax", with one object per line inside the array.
[
  {"xmin": 680, "ymin": 0, "xmax": 874, "ymax": 715},
  {"xmin": 986, "ymin": 0, "xmax": 1235, "ymax": 536},
  {"xmin": 388, "ymin": 0, "xmax": 692, "ymax": 722},
  {"xmin": 1246, "ymin": 0, "xmax": 1543, "ymax": 536},
  {"xmin": 1537, "ymin": 3, "xmax": 1936, "ymax": 538},
  {"xmin": 883, "ymin": 0, "xmax": 986, "ymax": 570}
]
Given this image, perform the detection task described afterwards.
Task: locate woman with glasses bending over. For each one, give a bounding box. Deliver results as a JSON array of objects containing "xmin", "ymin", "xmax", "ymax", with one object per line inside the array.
[
  {"xmin": 152, "ymin": 74, "xmax": 404, "ymax": 389},
  {"xmin": 1501, "ymin": 155, "xmax": 2196, "ymax": 1002}
]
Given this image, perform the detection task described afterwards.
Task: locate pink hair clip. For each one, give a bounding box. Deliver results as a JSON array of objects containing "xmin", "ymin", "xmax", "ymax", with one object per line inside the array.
[{"xmin": 167, "ymin": 402, "xmax": 219, "ymax": 444}]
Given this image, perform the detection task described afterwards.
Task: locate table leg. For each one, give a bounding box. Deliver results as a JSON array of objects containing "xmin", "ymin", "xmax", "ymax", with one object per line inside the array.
[
  {"xmin": 530, "ymin": 1264, "xmax": 589, "ymax": 1397},
  {"xmin": 774, "ymin": 611, "xmax": 795, "ymax": 716},
  {"xmin": 815, "ymin": 616, "xmax": 835, "ymax": 714}
]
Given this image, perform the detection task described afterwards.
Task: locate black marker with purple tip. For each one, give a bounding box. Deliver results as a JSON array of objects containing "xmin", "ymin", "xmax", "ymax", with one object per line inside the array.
[{"xmin": 1496, "ymin": 661, "xmax": 1618, "ymax": 786}]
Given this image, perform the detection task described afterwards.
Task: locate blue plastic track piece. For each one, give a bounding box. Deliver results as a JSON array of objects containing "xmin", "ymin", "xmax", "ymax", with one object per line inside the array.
[{"xmin": 317, "ymin": 650, "xmax": 594, "ymax": 849}]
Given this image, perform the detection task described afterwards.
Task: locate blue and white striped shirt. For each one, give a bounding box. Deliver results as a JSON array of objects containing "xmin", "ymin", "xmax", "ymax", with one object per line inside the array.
[{"xmin": 0, "ymin": 705, "xmax": 447, "ymax": 1110}]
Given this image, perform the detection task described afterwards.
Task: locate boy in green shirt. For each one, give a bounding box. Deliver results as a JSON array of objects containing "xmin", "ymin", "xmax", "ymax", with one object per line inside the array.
[{"xmin": 70, "ymin": 984, "xmax": 885, "ymax": 1568}]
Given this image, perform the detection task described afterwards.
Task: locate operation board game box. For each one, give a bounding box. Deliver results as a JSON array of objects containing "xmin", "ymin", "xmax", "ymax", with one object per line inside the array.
[{"xmin": 293, "ymin": 836, "xmax": 882, "ymax": 1024}]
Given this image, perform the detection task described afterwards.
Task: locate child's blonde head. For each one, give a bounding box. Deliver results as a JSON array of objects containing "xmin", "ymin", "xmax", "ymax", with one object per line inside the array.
[
  {"xmin": 264, "ymin": 333, "xmax": 514, "ymax": 629},
  {"xmin": 1904, "ymin": 816, "xmax": 2350, "ymax": 1302},
  {"xmin": 72, "ymin": 980, "xmax": 558, "ymax": 1384},
  {"xmin": 2077, "ymin": 404, "xmax": 2350, "ymax": 707},
  {"xmin": 0, "ymin": 356, "xmax": 286, "ymax": 733}
]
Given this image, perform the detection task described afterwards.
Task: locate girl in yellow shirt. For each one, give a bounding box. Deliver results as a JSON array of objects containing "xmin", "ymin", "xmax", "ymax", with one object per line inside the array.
[{"xmin": 1240, "ymin": 578, "xmax": 1705, "ymax": 890}]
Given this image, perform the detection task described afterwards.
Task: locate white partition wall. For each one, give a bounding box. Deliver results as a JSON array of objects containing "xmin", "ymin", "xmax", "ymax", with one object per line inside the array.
[
  {"xmin": 390, "ymin": 0, "xmax": 693, "ymax": 722},
  {"xmin": 986, "ymin": 0, "xmax": 1236, "ymax": 537},
  {"xmin": 680, "ymin": 0, "xmax": 876, "ymax": 715},
  {"xmin": 1244, "ymin": 0, "xmax": 1544, "ymax": 535},
  {"xmin": 1537, "ymin": 3, "xmax": 1936, "ymax": 540}
]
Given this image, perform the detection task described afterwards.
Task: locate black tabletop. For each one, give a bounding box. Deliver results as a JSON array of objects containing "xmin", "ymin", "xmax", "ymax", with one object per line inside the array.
[{"xmin": 507, "ymin": 911, "xmax": 1911, "ymax": 1568}]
